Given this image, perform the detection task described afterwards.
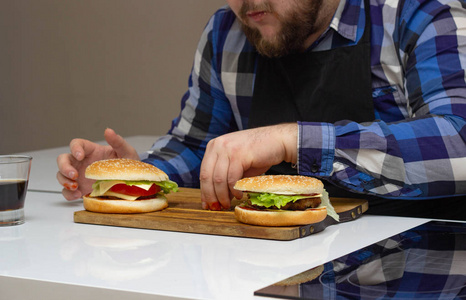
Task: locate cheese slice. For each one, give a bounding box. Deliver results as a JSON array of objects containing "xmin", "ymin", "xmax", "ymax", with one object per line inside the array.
[
  {"xmin": 89, "ymin": 180, "xmax": 155, "ymax": 200},
  {"xmin": 96, "ymin": 180, "xmax": 154, "ymax": 194},
  {"xmin": 96, "ymin": 180, "xmax": 126, "ymax": 195}
]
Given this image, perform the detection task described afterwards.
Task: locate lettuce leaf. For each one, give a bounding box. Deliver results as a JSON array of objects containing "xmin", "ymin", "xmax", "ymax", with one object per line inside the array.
[
  {"xmin": 320, "ymin": 190, "xmax": 339, "ymax": 222},
  {"xmin": 248, "ymin": 189, "xmax": 339, "ymax": 222},
  {"xmin": 249, "ymin": 193, "xmax": 316, "ymax": 208},
  {"xmin": 154, "ymin": 180, "xmax": 179, "ymax": 194}
]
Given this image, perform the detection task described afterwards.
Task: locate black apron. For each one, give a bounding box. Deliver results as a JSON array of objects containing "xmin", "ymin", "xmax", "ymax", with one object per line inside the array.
[
  {"xmin": 249, "ymin": 0, "xmax": 373, "ymax": 186},
  {"xmin": 247, "ymin": 0, "xmax": 466, "ymax": 220}
]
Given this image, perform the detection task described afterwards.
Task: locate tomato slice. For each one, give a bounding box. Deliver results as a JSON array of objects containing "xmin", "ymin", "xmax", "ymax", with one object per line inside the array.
[{"xmin": 110, "ymin": 183, "xmax": 161, "ymax": 197}]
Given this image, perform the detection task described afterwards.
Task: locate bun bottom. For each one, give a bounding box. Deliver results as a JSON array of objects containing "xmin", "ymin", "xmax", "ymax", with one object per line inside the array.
[
  {"xmin": 234, "ymin": 205, "xmax": 327, "ymax": 226},
  {"xmin": 83, "ymin": 195, "xmax": 168, "ymax": 213}
]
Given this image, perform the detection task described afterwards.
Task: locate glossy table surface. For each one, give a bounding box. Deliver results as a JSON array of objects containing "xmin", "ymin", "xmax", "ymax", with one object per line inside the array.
[{"xmin": 1, "ymin": 139, "xmax": 432, "ymax": 300}]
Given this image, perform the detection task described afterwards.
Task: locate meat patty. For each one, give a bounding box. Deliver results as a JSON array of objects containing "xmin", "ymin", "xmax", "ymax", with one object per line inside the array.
[{"xmin": 281, "ymin": 197, "xmax": 322, "ymax": 210}]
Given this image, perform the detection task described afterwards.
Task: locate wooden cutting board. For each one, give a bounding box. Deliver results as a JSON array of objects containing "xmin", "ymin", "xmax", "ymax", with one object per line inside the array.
[{"xmin": 74, "ymin": 188, "xmax": 368, "ymax": 241}]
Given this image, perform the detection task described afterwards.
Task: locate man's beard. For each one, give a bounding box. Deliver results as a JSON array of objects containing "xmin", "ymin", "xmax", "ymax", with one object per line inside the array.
[{"xmin": 239, "ymin": 0, "xmax": 323, "ymax": 58}]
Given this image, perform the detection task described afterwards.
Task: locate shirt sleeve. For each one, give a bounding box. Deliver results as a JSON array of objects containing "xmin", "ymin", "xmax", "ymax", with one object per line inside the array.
[
  {"xmin": 298, "ymin": 1, "xmax": 466, "ymax": 198},
  {"xmin": 142, "ymin": 8, "xmax": 237, "ymax": 187}
]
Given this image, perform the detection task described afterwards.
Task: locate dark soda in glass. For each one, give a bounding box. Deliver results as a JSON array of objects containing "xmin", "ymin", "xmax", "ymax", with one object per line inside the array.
[{"xmin": 0, "ymin": 180, "xmax": 28, "ymax": 211}]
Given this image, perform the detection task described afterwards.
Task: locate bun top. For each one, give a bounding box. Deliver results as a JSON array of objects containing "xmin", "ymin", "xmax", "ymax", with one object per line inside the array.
[
  {"xmin": 234, "ymin": 175, "xmax": 323, "ymax": 195},
  {"xmin": 85, "ymin": 159, "xmax": 168, "ymax": 182}
]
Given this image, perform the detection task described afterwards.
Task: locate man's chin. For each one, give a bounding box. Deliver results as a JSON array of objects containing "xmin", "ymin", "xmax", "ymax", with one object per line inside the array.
[
  {"xmin": 242, "ymin": 25, "xmax": 287, "ymax": 58},
  {"xmin": 257, "ymin": 26, "xmax": 280, "ymax": 43},
  {"xmin": 257, "ymin": 42, "xmax": 287, "ymax": 58}
]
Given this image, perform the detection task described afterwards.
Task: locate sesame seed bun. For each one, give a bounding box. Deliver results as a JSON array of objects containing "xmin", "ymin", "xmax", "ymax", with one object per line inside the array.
[
  {"xmin": 234, "ymin": 175, "xmax": 324, "ymax": 195},
  {"xmin": 85, "ymin": 158, "xmax": 169, "ymax": 182}
]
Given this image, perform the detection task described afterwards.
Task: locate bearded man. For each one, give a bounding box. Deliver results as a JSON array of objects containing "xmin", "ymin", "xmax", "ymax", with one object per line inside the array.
[{"xmin": 58, "ymin": 0, "xmax": 466, "ymax": 220}]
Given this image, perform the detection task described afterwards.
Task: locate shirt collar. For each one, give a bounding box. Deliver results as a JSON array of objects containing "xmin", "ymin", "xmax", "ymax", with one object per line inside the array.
[{"xmin": 329, "ymin": 0, "xmax": 363, "ymax": 42}]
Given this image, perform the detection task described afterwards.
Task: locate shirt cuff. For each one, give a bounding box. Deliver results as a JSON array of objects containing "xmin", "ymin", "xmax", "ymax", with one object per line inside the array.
[{"xmin": 298, "ymin": 122, "xmax": 335, "ymax": 176}]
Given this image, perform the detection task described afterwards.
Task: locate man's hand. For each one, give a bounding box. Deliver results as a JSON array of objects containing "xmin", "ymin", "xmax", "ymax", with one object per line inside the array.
[
  {"xmin": 200, "ymin": 123, "xmax": 298, "ymax": 210},
  {"xmin": 56, "ymin": 128, "xmax": 139, "ymax": 200}
]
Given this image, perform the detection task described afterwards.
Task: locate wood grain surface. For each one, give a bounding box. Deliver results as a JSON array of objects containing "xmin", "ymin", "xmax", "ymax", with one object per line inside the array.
[{"xmin": 74, "ymin": 188, "xmax": 368, "ymax": 240}]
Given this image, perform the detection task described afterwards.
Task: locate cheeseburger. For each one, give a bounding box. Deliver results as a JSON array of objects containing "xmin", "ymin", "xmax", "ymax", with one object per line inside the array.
[
  {"xmin": 234, "ymin": 175, "xmax": 338, "ymax": 226},
  {"xmin": 83, "ymin": 158, "xmax": 178, "ymax": 213}
]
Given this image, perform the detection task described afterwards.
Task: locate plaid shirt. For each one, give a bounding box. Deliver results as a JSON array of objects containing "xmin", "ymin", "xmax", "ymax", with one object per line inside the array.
[{"xmin": 142, "ymin": 0, "xmax": 466, "ymax": 199}]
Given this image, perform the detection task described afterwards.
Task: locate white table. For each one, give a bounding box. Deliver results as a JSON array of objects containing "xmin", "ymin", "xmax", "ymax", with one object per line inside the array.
[
  {"xmin": 0, "ymin": 191, "xmax": 428, "ymax": 300},
  {"xmin": 15, "ymin": 136, "xmax": 159, "ymax": 193},
  {"xmin": 2, "ymin": 141, "xmax": 432, "ymax": 299}
]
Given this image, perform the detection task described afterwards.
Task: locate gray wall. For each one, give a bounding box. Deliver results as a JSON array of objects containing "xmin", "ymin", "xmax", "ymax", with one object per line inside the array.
[{"xmin": 0, "ymin": 0, "xmax": 225, "ymax": 154}]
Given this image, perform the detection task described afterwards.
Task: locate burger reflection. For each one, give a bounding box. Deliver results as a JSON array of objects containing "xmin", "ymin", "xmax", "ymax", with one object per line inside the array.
[
  {"xmin": 59, "ymin": 228, "xmax": 173, "ymax": 285},
  {"xmin": 196, "ymin": 229, "xmax": 339, "ymax": 300}
]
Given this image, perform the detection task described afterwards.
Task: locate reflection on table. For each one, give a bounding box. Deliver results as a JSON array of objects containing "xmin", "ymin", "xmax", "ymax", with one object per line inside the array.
[{"xmin": 256, "ymin": 221, "xmax": 466, "ymax": 299}]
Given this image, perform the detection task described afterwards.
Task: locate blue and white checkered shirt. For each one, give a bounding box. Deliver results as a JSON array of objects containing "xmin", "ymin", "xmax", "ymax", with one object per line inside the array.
[{"xmin": 143, "ymin": 0, "xmax": 466, "ymax": 199}]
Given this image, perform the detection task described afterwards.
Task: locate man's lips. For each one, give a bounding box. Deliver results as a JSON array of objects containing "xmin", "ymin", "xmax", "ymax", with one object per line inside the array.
[{"xmin": 246, "ymin": 11, "xmax": 268, "ymax": 22}]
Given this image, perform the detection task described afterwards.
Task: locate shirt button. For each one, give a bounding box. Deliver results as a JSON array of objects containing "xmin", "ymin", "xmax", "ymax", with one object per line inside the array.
[{"xmin": 311, "ymin": 164, "xmax": 319, "ymax": 173}]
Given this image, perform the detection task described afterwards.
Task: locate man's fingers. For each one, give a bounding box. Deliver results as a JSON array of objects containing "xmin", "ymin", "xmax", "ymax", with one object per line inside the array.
[
  {"xmin": 61, "ymin": 187, "xmax": 82, "ymax": 201},
  {"xmin": 104, "ymin": 128, "xmax": 139, "ymax": 159},
  {"xmin": 227, "ymin": 156, "xmax": 244, "ymax": 200},
  {"xmin": 212, "ymin": 153, "xmax": 231, "ymax": 209},
  {"xmin": 56, "ymin": 153, "xmax": 79, "ymax": 180},
  {"xmin": 69, "ymin": 138, "xmax": 92, "ymax": 162},
  {"xmin": 200, "ymin": 140, "xmax": 244, "ymax": 210},
  {"xmin": 56, "ymin": 171, "xmax": 78, "ymax": 191},
  {"xmin": 200, "ymin": 144, "xmax": 221, "ymax": 210}
]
